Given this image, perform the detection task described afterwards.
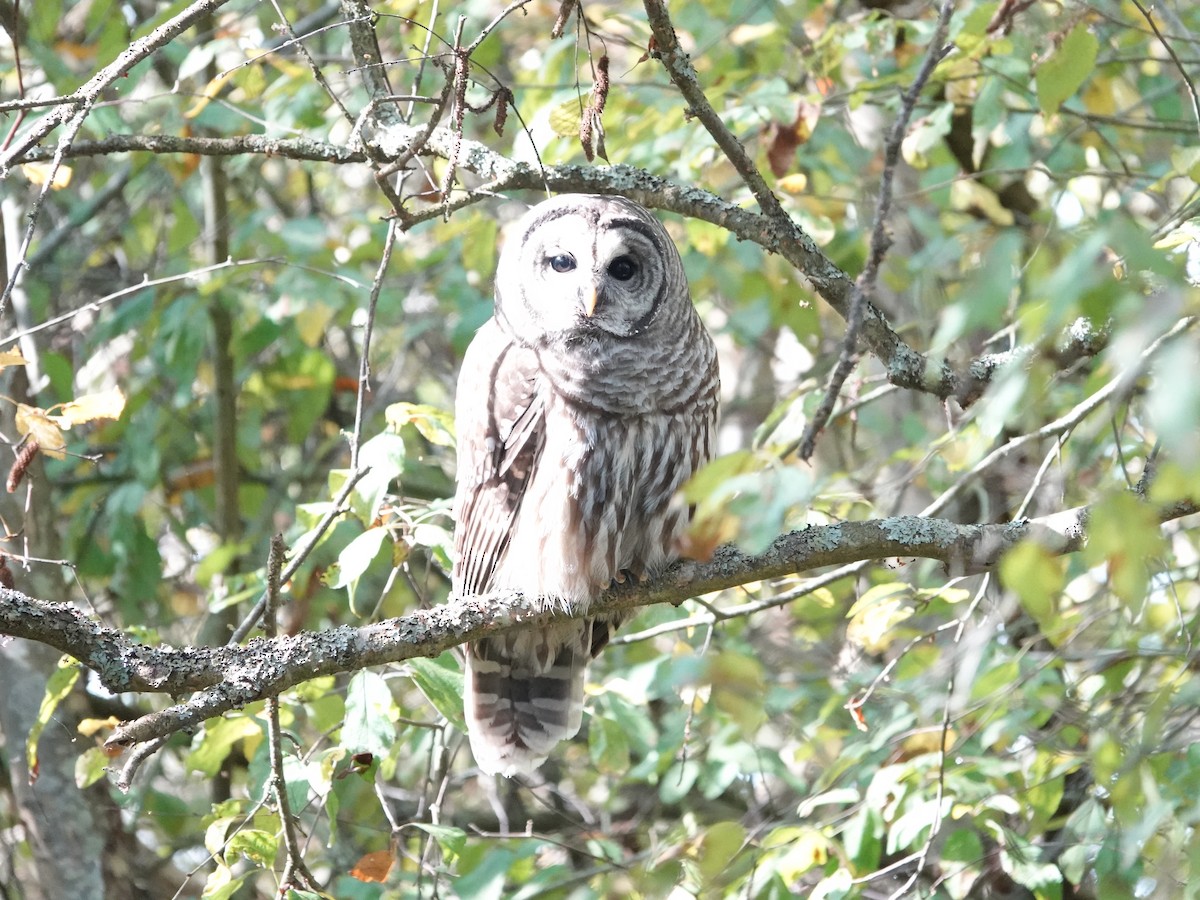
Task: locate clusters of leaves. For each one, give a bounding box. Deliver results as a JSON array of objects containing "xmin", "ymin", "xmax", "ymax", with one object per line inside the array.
[{"xmin": 1, "ymin": 0, "xmax": 1199, "ymax": 899}]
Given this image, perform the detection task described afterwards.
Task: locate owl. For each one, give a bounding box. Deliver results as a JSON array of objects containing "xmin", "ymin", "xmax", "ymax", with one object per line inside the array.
[{"xmin": 452, "ymin": 194, "xmax": 719, "ymax": 777}]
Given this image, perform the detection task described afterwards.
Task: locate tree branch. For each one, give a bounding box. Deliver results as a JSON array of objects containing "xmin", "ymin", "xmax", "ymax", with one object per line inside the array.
[
  {"xmin": 12, "ymin": 131, "xmax": 1104, "ymax": 407},
  {"xmin": 1, "ymin": 501, "xmax": 1194, "ymax": 755},
  {"xmin": 0, "ymin": 0, "xmax": 239, "ymax": 172}
]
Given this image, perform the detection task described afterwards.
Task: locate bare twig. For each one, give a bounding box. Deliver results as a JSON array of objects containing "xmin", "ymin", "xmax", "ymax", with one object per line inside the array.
[
  {"xmin": 266, "ymin": 0, "xmax": 356, "ymax": 127},
  {"xmin": 0, "ymin": 258, "xmax": 280, "ymax": 346},
  {"xmin": 1128, "ymin": 0, "xmax": 1200, "ymax": 139},
  {"xmin": 793, "ymin": 0, "xmax": 957, "ymax": 461},
  {"xmin": 641, "ymin": 0, "xmax": 786, "ymax": 221},
  {"xmin": 228, "ymin": 464, "xmax": 373, "ymax": 643},
  {"xmin": 350, "ymin": 219, "xmax": 401, "ymax": 468},
  {"xmin": 263, "ymin": 534, "xmax": 321, "ymax": 894},
  {"xmin": 920, "ymin": 316, "xmax": 1195, "ymax": 520}
]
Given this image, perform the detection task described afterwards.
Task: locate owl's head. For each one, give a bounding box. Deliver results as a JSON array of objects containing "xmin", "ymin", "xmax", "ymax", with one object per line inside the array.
[{"xmin": 494, "ymin": 194, "xmax": 689, "ymax": 345}]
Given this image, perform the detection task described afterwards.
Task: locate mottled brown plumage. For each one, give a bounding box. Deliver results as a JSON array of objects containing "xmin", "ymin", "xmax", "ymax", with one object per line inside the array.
[{"xmin": 453, "ymin": 195, "xmax": 719, "ymax": 776}]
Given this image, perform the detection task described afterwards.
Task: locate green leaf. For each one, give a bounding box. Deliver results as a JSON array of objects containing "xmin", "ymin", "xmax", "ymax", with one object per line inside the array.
[
  {"xmin": 413, "ymin": 823, "xmax": 467, "ymax": 862},
  {"xmin": 225, "ymin": 829, "xmax": 279, "ymax": 868},
  {"xmin": 548, "ymin": 97, "xmax": 583, "ymax": 137},
  {"xmin": 659, "ymin": 759, "xmax": 701, "ymax": 804},
  {"xmin": 26, "ymin": 656, "xmax": 81, "ymax": 777},
  {"xmin": 1036, "ymin": 24, "xmax": 1098, "ymax": 116},
  {"xmin": 341, "ymin": 670, "xmax": 396, "ymax": 756},
  {"xmin": 841, "ymin": 805, "xmax": 882, "ymax": 871},
  {"xmin": 74, "ymin": 746, "xmax": 111, "ymax": 790},
  {"xmin": 588, "ymin": 713, "xmax": 632, "ymax": 775},
  {"xmin": 406, "ymin": 653, "xmax": 465, "ymax": 730},
  {"xmin": 328, "ymin": 525, "xmax": 390, "ymax": 607},
  {"xmin": 30, "ymin": 0, "xmax": 63, "ymax": 42},
  {"xmin": 350, "ymin": 433, "xmax": 407, "ymax": 524},
  {"xmin": 200, "ymin": 864, "xmax": 244, "ymax": 900},
  {"xmin": 386, "ymin": 401, "xmax": 456, "ymax": 447},
  {"xmin": 188, "ymin": 716, "xmax": 264, "ymax": 777},
  {"xmin": 696, "ymin": 821, "xmax": 746, "ymax": 882},
  {"xmin": 1000, "ymin": 542, "xmax": 1066, "ymax": 638}
]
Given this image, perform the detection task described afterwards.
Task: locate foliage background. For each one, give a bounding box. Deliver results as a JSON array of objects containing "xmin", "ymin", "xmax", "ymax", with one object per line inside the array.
[{"xmin": 1, "ymin": 0, "xmax": 1199, "ymax": 898}]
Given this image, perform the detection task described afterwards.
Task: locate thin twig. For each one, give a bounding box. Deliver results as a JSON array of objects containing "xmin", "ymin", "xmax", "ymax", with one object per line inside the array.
[
  {"xmin": 263, "ymin": 534, "xmax": 320, "ymax": 894},
  {"xmin": 0, "ymin": 108, "xmax": 89, "ymax": 319},
  {"xmin": 792, "ymin": 0, "xmax": 957, "ymax": 461},
  {"xmin": 920, "ymin": 315, "xmax": 1195, "ymax": 520},
  {"xmin": 0, "ymin": 0, "xmax": 238, "ymax": 169},
  {"xmin": 641, "ymin": 0, "xmax": 786, "ymax": 221},
  {"xmin": 1128, "ymin": 0, "xmax": 1200, "ymax": 139},
  {"xmin": 266, "ymin": 0, "xmax": 356, "ymax": 127},
  {"xmin": 350, "ymin": 218, "xmax": 401, "ymax": 469},
  {"xmin": 227, "ymin": 464, "xmax": 372, "ymax": 643},
  {"xmin": 885, "ymin": 575, "xmax": 991, "ymax": 900}
]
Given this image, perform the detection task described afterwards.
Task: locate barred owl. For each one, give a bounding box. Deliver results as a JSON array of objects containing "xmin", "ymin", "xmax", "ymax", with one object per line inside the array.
[{"xmin": 452, "ymin": 195, "xmax": 719, "ymax": 777}]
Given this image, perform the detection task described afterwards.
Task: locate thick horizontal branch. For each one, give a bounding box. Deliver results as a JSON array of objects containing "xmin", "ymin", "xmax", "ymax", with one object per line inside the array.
[
  {"xmin": 19, "ymin": 134, "xmax": 368, "ymax": 164},
  {"xmin": 19, "ymin": 127, "xmax": 1106, "ymax": 404},
  {"xmin": 1, "ymin": 502, "xmax": 1194, "ymax": 753}
]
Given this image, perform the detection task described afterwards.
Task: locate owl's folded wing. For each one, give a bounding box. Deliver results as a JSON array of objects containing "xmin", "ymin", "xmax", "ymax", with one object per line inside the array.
[{"xmin": 451, "ymin": 318, "xmax": 545, "ymax": 597}]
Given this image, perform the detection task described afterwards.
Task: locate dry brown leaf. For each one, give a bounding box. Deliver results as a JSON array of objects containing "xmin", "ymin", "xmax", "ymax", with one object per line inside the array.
[{"xmin": 350, "ymin": 850, "xmax": 394, "ymax": 883}]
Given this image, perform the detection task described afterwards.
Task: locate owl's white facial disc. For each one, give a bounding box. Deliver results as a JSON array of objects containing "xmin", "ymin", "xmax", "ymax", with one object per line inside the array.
[{"xmin": 497, "ymin": 197, "xmax": 676, "ymax": 343}]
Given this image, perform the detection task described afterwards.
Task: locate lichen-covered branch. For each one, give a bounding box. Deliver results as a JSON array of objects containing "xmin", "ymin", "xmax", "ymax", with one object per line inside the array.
[{"xmin": 1, "ymin": 500, "xmax": 1194, "ymax": 754}]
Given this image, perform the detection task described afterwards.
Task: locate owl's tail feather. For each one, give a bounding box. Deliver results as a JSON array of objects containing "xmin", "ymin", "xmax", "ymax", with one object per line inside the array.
[{"xmin": 464, "ymin": 620, "xmax": 595, "ymax": 777}]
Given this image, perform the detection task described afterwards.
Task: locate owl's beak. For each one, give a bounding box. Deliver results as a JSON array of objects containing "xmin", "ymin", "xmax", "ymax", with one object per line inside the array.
[{"xmin": 582, "ymin": 286, "xmax": 600, "ymax": 317}]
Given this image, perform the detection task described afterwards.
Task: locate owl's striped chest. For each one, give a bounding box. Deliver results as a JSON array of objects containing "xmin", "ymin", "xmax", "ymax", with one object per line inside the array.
[{"xmin": 491, "ymin": 394, "xmax": 698, "ymax": 613}]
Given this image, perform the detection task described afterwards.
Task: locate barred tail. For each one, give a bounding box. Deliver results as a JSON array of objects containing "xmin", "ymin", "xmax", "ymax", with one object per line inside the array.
[{"xmin": 464, "ymin": 620, "xmax": 595, "ymax": 777}]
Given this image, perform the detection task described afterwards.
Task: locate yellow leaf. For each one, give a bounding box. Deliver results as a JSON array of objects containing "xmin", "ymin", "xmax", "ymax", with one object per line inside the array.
[
  {"xmin": 0, "ymin": 347, "xmax": 27, "ymax": 368},
  {"xmin": 729, "ymin": 22, "xmax": 777, "ymax": 45},
  {"xmin": 295, "ymin": 303, "xmax": 335, "ymax": 348},
  {"xmin": 900, "ymin": 729, "xmax": 957, "ymax": 757},
  {"xmin": 184, "ymin": 70, "xmax": 236, "ymax": 119},
  {"xmin": 53, "ymin": 387, "xmax": 126, "ymax": 427},
  {"xmin": 77, "ymin": 717, "xmax": 120, "ymax": 738},
  {"xmin": 548, "ymin": 98, "xmax": 583, "ymax": 138},
  {"xmin": 777, "ymin": 173, "xmax": 808, "ymax": 194},
  {"xmin": 15, "ymin": 405, "xmax": 67, "ymax": 459},
  {"xmin": 846, "ymin": 585, "xmax": 915, "ymax": 654},
  {"xmin": 20, "ymin": 162, "xmax": 72, "ymax": 189}
]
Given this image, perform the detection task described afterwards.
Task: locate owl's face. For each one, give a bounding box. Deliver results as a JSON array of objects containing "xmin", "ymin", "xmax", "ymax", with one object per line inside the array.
[{"xmin": 495, "ymin": 195, "xmax": 685, "ymax": 344}]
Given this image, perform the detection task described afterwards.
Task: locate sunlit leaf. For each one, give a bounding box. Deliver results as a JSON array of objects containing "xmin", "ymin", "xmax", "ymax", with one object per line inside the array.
[
  {"xmin": 26, "ymin": 657, "xmax": 81, "ymax": 781},
  {"xmin": 386, "ymin": 401, "xmax": 456, "ymax": 447},
  {"xmin": 1036, "ymin": 24, "xmax": 1098, "ymax": 116},
  {"xmin": 20, "ymin": 162, "xmax": 72, "ymax": 189},
  {"xmin": 406, "ymin": 653, "xmax": 465, "ymax": 730},
  {"xmin": 225, "ymin": 829, "xmax": 278, "ymax": 868},
  {"xmin": 188, "ymin": 715, "xmax": 264, "ymax": 778},
  {"xmin": 412, "ymin": 823, "xmax": 467, "ymax": 862},
  {"xmin": 14, "ymin": 404, "xmax": 67, "ymax": 459},
  {"xmin": 0, "ymin": 348, "xmax": 27, "ymax": 368},
  {"xmin": 341, "ymin": 670, "xmax": 395, "ymax": 757}
]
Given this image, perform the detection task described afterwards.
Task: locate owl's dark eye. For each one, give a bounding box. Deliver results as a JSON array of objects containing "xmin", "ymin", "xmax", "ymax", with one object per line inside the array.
[
  {"xmin": 548, "ymin": 254, "xmax": 576, "ymax": 273},
  {"xmin": 607, "ymin": 255, "xmax": 638, "ymax": 281}
]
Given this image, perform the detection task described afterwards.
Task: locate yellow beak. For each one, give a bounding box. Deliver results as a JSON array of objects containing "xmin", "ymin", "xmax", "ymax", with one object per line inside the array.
[{"xmin": 582, "ymin": 286, "xmax": 599, "ymax": 317}]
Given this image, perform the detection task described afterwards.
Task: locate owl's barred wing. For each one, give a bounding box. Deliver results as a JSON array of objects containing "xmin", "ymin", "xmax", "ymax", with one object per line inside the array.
[{"xmin": 452, "ymin": 317, "xmax": 545, "ymax": 597}]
